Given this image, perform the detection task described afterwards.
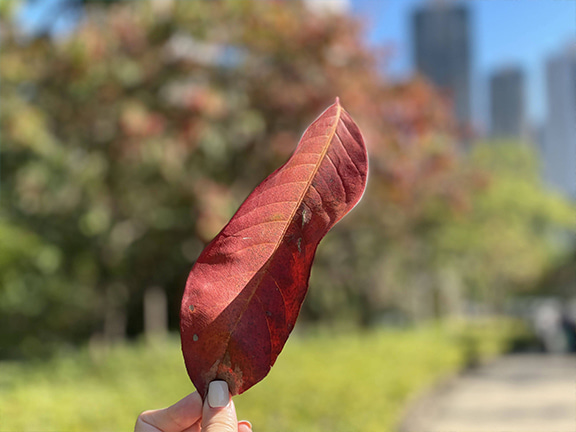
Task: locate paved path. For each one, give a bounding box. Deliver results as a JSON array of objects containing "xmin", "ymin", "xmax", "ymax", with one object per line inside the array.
[{"xmin": 400, "ymin": 354, "xmax": 576, "ymax": 432}]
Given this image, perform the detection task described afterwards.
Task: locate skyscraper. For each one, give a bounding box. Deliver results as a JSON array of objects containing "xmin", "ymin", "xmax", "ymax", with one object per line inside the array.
[
  {"xmin": 490, "ymin": 67, "xmax": 525, "ymax": 139},
  {"xmin": 543, "ymin": 44, "xmax": 576, "ymax": 199},
  {"xmin": 412, "ymin": 2, "xmax": 471, "ymax": 127}
]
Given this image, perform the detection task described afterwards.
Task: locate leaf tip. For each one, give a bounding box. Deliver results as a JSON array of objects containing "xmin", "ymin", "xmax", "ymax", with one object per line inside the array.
[{"xmin": 334, "ymin": 96, "xmax": 341, "ymax": 106}]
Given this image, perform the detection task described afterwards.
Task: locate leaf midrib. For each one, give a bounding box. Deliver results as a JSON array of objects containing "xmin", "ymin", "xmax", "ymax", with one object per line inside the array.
[{"xmin": 221, "ymin": 102, "xmax": 342, "ymax": 368}]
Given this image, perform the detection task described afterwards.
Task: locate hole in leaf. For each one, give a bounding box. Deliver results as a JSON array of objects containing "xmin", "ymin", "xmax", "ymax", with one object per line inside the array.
[{"xmin": 193, "ymin": 334, "xmax": 199, "ymax": 342}]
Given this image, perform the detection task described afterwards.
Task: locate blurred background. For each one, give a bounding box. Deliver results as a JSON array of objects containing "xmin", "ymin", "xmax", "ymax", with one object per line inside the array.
[{"xmin": 0, "ymin": 0, "xmax": 575, "ymax": 431}]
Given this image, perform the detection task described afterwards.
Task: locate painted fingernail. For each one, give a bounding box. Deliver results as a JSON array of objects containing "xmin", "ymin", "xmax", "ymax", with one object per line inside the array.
[{"xmin": 208, "ymin": 380, "xmax": 229, "ymax": 408}]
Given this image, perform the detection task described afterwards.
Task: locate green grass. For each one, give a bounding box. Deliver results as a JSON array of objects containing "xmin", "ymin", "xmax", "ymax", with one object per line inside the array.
[{"xmin": 0, "ymin": 321, "xmax": 518, "ymax": 432}]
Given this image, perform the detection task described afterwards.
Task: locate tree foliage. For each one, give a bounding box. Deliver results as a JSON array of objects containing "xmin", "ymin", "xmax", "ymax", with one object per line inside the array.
[{"xmin": 1, "ymin": 0, "xmax": 573, "ymax": 357}]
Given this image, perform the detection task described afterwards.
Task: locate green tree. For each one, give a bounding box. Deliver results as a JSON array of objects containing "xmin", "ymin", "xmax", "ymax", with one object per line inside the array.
[
  {"xmin": 2, "ymin": 1, "xmax": 571, "ymax": 357},
  {"xmin": 433, "ymin": 142, "xmax": 576, "ymax": 312},
  {"xmin": 0, "ymin": 0, "xmax": 464, "ymax": 355}
]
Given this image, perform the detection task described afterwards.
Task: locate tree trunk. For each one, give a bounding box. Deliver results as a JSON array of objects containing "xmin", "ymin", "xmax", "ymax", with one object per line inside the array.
[
  {"xmin": 103, "ymin": 282, "xmax": 128, "ymax": 343},
  {"xmin": 144, "ymin": 286, "xmax": 168, "ymax": 342}
]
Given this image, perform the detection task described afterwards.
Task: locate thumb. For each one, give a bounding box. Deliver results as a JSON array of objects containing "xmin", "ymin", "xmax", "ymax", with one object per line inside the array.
[{"xmin": 201, "ymin": 381, "xmax": 238, "ymax": 432}]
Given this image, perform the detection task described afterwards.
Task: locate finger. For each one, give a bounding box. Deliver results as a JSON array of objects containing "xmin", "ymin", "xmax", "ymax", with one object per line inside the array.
[
  {"xmin": 135, "ymin": 392, "xmax": 203, "ymax": 432},
  {"xmin": 180, "ymin": 422, "xmax": 202, "ymax": 432},
  {"xmin": 134, "ymin": 415, "xmax": 162, "ymax": 432},
  {"xmin": 238, "ymin": 420, "xmax": 253, "ymax": 432},
  {"xmin": 201, "ymin": 381, "xmax": 237, "ymax": 432}
]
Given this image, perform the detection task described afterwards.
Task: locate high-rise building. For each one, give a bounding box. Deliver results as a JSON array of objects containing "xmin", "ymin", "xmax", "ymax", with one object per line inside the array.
[
  {"xmin": 490, "ymin": 67, "xmax": 525, "ymax": 139},
  {"xmin": 543, "ymin": 44, "xmax": 576, "ymax": 199},
  {"xmin": 412, "ymin": 2, "xmax": 471, "ymax": 127}
]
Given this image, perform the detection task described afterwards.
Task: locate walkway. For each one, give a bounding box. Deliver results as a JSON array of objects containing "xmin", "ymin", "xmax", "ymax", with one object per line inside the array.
[{"xmin": 399, "ymin": 354, "xmax": 576, "ymax": 432}]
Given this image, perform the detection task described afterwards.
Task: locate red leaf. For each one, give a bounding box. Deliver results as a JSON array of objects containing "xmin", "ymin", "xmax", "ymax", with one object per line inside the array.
[{"xmin": 180, "ymin": 99, "xmax": 368, "ymax": 397}]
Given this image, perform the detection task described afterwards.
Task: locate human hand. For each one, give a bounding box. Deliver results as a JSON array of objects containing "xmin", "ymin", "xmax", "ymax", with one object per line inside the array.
[{"xmin": 135, "ymin": 381, "xmax": 252, "ymax": 432}]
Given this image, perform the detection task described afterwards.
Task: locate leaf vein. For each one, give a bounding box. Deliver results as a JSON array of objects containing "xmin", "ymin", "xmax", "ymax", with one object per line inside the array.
[
  {"xmin": 231, "ymin": 219, "xmax": 290, "ymax": 236},
  {"xmin": 324, "ymin": 152, "xmax": 347, "ymax": 197},
  {"xmin": 334, "ymin": 130, "xmax": 362, "ymax": 175},
  {"xmin": 231, "ymin": 241, "xmax": 277, "ymax": 255}
]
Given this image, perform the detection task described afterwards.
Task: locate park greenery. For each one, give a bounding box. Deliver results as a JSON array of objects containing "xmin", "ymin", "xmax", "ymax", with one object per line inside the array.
[
  {"xmin": 0, "ymin": 321, "xmax": 522, "ymax": 432},
  {"xmin": 0, "ymin": 0, "xmax": 574, "ymax": 362}
]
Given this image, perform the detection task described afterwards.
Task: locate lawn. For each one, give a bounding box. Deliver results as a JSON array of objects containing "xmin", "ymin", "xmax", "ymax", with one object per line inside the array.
[{"xmin": 0, "ymin": 321, "xmax": 516, "ymax": 432}]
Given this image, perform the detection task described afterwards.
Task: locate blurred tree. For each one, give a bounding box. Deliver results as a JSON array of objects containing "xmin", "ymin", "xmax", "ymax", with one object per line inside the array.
[
  {"xmin": 536, "ymin": 249, "xmax": 576, "ymax": 299},
  {"xmin": 0, "ymin": 218, "xmax": 100, "ymax": 357},
  {"xmin": 433, "ymin": 142, "xmax": 576, "ymax": 310},
  {"xmin": 1, "ymin": 1, "xmax": 573, "ymax": 357}
]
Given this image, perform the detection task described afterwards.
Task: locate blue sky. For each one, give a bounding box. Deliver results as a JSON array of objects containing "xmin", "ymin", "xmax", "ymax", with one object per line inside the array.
[{"xmin": 350, "ymin": 0, "xmax": 576, "ymax": 129}]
